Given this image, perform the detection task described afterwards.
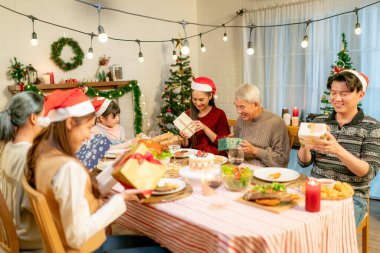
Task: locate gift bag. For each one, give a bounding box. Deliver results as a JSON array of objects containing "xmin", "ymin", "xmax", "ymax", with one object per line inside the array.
[
  {"xmin": 76, "ymin": 134, "xmax": 112, "ymax": 170},
  {"xmin": 112, "ymin": 143, "xmax": 166, "ymax": 198}
]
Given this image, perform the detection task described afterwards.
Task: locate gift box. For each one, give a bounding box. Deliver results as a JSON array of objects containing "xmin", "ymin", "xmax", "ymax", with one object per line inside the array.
[
  {"xmin": 298, "ymin": 122, "xmax": 327, "ymax": 147},
  {"xmin": 218, "ymin": 138, "xmax": 243, "ymax": 151},
  {"xmin": 112, "ymin": 143, "xmax": 166, "ymax": 198},
  {"xmin": 173, "ymin": 112, "xmax": 197, "ymax": 137},
  {"xmin": 76, "ymin": 134, "xmax": 112, "ymax": 170}
]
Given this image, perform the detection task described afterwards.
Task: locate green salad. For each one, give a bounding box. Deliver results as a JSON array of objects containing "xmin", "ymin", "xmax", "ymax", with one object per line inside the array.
[
  {"xmin": 252, "ymin": 182, "xmax": 286, "ymax": 193},
  {"xmin": 152, "ymin": 150, "xmax": 172, "ymax": 160},
  {"xmin": 221, "ymin": 164, "xmax": 252, "ymax": 191}
]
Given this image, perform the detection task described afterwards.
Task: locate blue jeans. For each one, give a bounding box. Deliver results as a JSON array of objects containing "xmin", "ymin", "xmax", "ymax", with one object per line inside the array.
[
  {"xmin": 93, "ymin": 235, "xmax": 170, "ymax": 253},
  {"xmin": 353, "ymin": 196, "xmax": 367, "ymax": 227}
]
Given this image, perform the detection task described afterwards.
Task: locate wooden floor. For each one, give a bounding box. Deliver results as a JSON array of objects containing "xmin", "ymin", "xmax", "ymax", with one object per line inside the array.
[{"xmin": 357, "ymin": 199, "xmax": 380, "ymax": 253}]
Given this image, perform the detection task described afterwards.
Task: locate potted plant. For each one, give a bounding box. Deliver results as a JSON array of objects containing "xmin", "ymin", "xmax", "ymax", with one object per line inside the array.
[
  {"xmin": 97, "ymin": 55, "xmax": 111, "ymax": 81},
  {"xmin": 8, "ymin": 57, "xmax": 27, "ymax": 87}
]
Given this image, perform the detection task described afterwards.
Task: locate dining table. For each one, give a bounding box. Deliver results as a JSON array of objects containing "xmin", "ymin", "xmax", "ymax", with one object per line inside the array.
[{"xmin": 111, "ymin": 163, "xmax": 358, "ymax": 253}]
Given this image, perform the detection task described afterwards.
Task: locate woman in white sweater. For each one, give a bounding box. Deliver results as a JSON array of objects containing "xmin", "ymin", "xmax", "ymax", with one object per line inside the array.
[{"xmin": 0, "ymin": 91, "xmax": 44, "ymax": 250}]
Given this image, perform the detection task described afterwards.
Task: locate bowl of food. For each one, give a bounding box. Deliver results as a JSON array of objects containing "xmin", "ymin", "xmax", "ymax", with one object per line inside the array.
[
  {"xmin": 316, "ymin": 178, "xmax": 336, "ymax": 189},
  {"xmin": 221, "ymin": 164, "xmax": 252, "ymax": 191}
]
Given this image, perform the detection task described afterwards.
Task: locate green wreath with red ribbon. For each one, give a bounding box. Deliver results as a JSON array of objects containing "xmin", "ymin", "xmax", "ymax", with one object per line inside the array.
[{"xmin": 50, "ymin": 37, "xmax": 84, "ymax": 71}]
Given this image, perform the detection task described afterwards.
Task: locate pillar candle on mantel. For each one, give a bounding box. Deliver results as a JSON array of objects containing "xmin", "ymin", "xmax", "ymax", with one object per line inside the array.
[
  {"xmin": 292, "ymin": 117, "xmax": 299, "ymax": 126},
  {"xmin": 293, "ymin": 107, "xmax": 299, "ymax": 117},
  {"xmin": 305, "ymin": 179, "xmax": 321, "ymax": 212},
  {"xmin": 48, "ymin": 72, "xmax": 55, "ymax": 84}
]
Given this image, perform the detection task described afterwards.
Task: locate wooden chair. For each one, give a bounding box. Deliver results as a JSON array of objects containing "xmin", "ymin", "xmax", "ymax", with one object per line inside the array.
[
  {"xmin": 22, "ymin": 177, "xmax": 65, "ymax": 253},
  {"xmin": 0, "ymin": 190, "xmax": 19, "ymax": 253},
  {"xmin": 287, "ymin": 125, "xmax": 299, "ymax": 148},
  {"xmin": 356, "ymin": 197, "xmax": 370, "ymax": 253},
  {"xmin": 227, "ymin": 119, "xmax": 237, "ymax": 134}
]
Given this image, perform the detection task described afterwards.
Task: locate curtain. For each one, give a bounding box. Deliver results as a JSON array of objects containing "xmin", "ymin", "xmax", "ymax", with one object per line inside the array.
[{"xmin": 242, "ymin": 0, "xmax": 380, "ymax": 199}]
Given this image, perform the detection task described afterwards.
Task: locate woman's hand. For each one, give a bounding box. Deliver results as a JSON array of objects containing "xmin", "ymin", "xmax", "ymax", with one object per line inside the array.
[
  {"xmin": 192, "ymin": 120, "xmax": 205, "ymax": 132},
  {"xmin": 312, "ymin": 131, "xmax": 342, "ymax": 155},
  {"xmin": 121, "ymin": 189, "xmax": 145, "ymax": 202},
  {"xmin": 179, "ymin": 130, "xmax": 190, "ymax": 139},
  {"xmin": 240, "ymin": 140, "xmax": 257, "ymax": 155}
]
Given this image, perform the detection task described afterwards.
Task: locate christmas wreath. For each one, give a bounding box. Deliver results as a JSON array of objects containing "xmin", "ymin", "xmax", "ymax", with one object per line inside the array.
[{"xmin": 50, "ymin": 37, "xmax": 84, "ymax": 71}]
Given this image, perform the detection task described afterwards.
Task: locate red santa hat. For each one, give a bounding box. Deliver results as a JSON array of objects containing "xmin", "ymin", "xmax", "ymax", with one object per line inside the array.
[
  {"xmin": 91, "ymin": 96, "xmax": 112, "ymax": 117},
  {"xmin": 341, "ymin": 69, "xmax": 369, "ymax": 93},
  {"xmin": 191, "ymin": 77, "xmax": 217, "ymax": 99},
  {"xmin": 38, "ymin": 88, "xmax": 95, "ymax": 127}
]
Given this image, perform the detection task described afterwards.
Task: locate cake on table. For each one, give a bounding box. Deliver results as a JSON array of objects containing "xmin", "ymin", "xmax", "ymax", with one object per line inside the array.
[{"xmin": 189, "ymin": 150, "xmax": 215, "ymax": 172}]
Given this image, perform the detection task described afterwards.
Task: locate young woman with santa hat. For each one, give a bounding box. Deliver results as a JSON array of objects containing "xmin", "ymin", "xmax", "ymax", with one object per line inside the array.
[
  {"xmin": 0, "ymin": 91, "xmax": 44, "ymax": 251},
  {"xmin": 25, "ymin": 88, "xmax": 168, "ymax": 252},
  {"xmin": 179, "ymin": 76, "xmax": 230, "ymax": 155}
]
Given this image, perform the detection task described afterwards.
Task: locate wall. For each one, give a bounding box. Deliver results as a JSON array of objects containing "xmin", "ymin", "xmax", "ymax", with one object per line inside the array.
[{"xmin": 0, "ymin": 0, "xmax": 198, "ymax": 138}]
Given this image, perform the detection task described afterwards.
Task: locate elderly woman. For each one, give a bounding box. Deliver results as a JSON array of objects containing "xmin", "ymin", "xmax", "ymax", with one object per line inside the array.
[{"xmin": 233, "ymin": 83, "xmax": 289, "ymax": 167}]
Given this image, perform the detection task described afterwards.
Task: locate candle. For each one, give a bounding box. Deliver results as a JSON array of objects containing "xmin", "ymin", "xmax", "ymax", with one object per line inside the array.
[
  {"xmin": 291, "ymin": 117, "xmax": 299, "ymax": 126},
  {"xmin": 283, "ymin": 113, "xmax": 291, "ymax": 126},
  {"xmin": 282, "ymin": 108, "xmax": 289, "ymax": 118},
  {"xmin": 41, "ymin": 74, "xmax": 50, "ymax": 84},
  {"xmin": 305, "ymin": 179, "xmax": 321, "ymax": 212},
  {"xmin": 48, "ymin": 72, "xmax": 55, "ymax": 84},
  {"xmin": 293, "ymin": 107, "xmax": 299, "ymax": 117}
]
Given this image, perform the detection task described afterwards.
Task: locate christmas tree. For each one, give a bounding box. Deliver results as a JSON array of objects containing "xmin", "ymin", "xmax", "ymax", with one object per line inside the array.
[
  {"xmin": 320, "ymin": 33, "xmax": 353, "ymax": 114},
  {"xmin": 157, "ymin": 54, "xmax": 193, "ymax": 134}
]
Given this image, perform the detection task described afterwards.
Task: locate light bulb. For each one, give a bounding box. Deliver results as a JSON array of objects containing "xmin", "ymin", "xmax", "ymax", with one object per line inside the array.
[
  {"xmin": 30, "ymin": 32, "xmax": 38, "ymax": 46},
  {"xmin": 354, "ymin": 23, "xmax": 362, "ymax": 35},
  {"xmin": 200, "ymin": 43, "xmax": 206, "ymax": 53},
  {"xmin": 97, "ymin": 25, "xmax": 108, "ymax": 43},
  {"xmin": 223, "ymin": 32, "xmax": 228, "ymax": 42},
  {"xmin": 86, "ymin": 48, "xmax": 94, "ymax": 59},
  {"xmin": 301, "ymin": 35, "xmax": 309, "ymax": 48},
  {"xmin": 181, "ymin": 39, "xmax": 190, "ymax": 55},
  {"xmin": 138, "ymin": 52, "xmax": 144, "ymax": 63},
  {"xmin": 172, "ymin": 50, "xmax": 177, "ymax": 60},
  {"xmin": 246, "ymin": 41, "xmax": 254, "ymax": 55}
]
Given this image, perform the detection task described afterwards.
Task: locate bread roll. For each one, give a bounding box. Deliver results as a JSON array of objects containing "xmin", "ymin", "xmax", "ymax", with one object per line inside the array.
[{"xmin": 138, "ymin": 139, "xmax": 163, "ymax": 155}]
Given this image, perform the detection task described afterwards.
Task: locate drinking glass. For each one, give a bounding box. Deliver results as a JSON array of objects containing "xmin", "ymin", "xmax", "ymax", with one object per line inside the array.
[
  {"xmin": 204, "ymin": 170, "xmax": 222, "ymax": 191},
  {"xmin": 228, "ymin": 147, "xmax": 244, "ymax": 165},
  {"xmin": 168, "ymin": 143, "xmax": 181, "ymax": 164}
]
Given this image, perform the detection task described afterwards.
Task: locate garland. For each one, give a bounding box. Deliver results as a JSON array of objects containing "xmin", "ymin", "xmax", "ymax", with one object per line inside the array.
[
  {"xmin": 24, "ymin": 80, "xmax": 143, "ymax": 134},
  {"xmin": 50, "ymin": 37, "xmax": 84, "ymax": 71}
]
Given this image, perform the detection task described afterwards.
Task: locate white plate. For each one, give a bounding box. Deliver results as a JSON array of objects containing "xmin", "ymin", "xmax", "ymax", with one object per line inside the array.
[
  {"xmin": 214, "ymin": 155, "xmax": 228, "ymax": 165},
  {"xmin": 96, "ymin": 161, "xmax": 113, "ymax": 171},
  {"xmin": 179, "ymin": 166, "xmax": 220, "ymax": 180},
  {"xmin": 105, "ymin": 149, "xmax": 128, "ymax": 159},
  {"xmin": 254, "ymin": 167, "xmax": 300, "ymax": 182},
  {"xmin": 152, "ymin": 178, "xmax": 186, "ymax": 195},
  {"xmin": 173, "ymin": 148, "xmax": 198, "ymax": 158}
]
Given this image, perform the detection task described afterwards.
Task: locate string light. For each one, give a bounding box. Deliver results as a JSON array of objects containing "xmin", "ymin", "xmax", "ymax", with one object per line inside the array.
[
  {"xmin": 97, "ymin": 5, "xmax": 108, "ymax": 43},
  {"xmin": 246, "ymin": 25, "xmax": 254, "ymax": 55},
  {"xmin": 222, "ymin": 24, "xmax": 228, "ymax": 42},
  {"xmin": 199, "ymin": 33, "xmax": 206, "ymax": 53},
  {"xmin": 136, "ymin": 40, "xmax": 144, "ymax": 63},
  {"xmin": 301, "ymin": 20, "xmax": 311, "ymax": 48},
  {"xmin": 86, "ymin": 33, "xmax": 94, "ymax": 59},
  {"xmin": 354, "ymin": 8, "xmax": 362, "ymax": 35},
  {"xmin": 30, "ymin": 16, "xmax": 38, "ymax": 46},
  {"xmin": 171, "ymin": 39, "xmax": 177, "ymax": 60},
  {"xmin": 180, "ymin": 21, "xmax": 190, "ymax": 55}
]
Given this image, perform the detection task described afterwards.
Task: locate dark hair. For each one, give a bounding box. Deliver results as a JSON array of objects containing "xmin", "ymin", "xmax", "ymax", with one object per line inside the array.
[
  {"xmin": 327, "ymin": 71, "xmax": 363, "ymax": 92},
  {"xmin": 0, "ymin": 91, "xmax": 44, "ymax": 142},
  {"xmin": 101, "ymin": 101, "xmax": 120, "ymax": 117},
  {"xmin": 26, "ymin": 112, "xmax": 103, "ymax": 198}
]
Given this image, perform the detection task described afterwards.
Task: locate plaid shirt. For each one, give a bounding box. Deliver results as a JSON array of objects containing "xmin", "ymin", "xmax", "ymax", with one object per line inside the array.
[{"xmin": 298, "ymin": 109, "xmax": 380, "ymax": 199}]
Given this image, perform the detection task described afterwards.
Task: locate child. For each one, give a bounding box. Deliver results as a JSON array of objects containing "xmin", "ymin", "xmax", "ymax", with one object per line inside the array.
[
  {"xmin": 91, "ymin": 97, "xmax": 132, "ymax": 150},
  {"xmin": 0, "ymin": 91, "xmax": 44, "ymax": 251},
  {"xmin": 26, "ymin": 89, "xmax": 168, "ymax": 252}
]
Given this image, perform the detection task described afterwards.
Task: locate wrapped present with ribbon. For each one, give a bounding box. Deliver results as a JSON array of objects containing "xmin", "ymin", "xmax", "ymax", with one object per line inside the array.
[
  {"xmin": 218, "ymin": 138, "xmax": 243, "ymax": 151},
  {"xmin": 173, "ymin": 112, "xmax": 197, "ymax": 137},
  {"xmin": 112, "ymin": 143, "xmax": 166, "ymax": 198}
]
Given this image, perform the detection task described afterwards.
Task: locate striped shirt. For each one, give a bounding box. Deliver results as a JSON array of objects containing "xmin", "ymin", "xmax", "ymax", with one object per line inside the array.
[{"xmin": 298, "ymin": 109, "xmax": 380, "ymax": 199}]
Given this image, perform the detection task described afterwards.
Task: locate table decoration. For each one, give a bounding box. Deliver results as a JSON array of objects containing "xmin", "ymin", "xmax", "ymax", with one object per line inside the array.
[{"xmin": 305, "ymin": 179, "xmax": 321, "ymax": 212}]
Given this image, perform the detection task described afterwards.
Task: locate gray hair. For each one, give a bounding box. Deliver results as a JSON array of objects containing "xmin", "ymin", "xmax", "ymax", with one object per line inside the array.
[
  {"xmin": 234, "ymin": 83, "xmax": 261, "ymax": 104},
  {"xmin": 0, "ymin": 91, "xmax": 44, "ymax": 142}
]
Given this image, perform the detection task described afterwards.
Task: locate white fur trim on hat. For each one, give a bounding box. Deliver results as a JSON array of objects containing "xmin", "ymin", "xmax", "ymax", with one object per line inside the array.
[
  {"xmin": 95, "ymin": 99, "xmax": 112, "ymax": 117},
  {"xmin": 191, "ymin": 80, "xmax": 213, "ymax": 93},
  {"xmin": 341, "ymin": 69, "xmax": 368, "ymax": 92},
  {"xmin": 37, "ymin": 100, "xmax": 94, "ymax": 127}
]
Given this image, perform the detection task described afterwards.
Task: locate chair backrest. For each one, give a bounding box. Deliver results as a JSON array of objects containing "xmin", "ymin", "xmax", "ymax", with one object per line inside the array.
[
  {"xmin": 287, "ymin": 125, "xmax": 299, "ymax": 148},
  {"xmin": 0, "ymin": 190, "xmax": 19, "ymax": 253},
  {"xmin": 22, "ymin": 177, "xmax": 65, "ymax": 253},
  {"xmin": 227, "ymin": 119, "xmax": 237, "ymax": 134}
]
